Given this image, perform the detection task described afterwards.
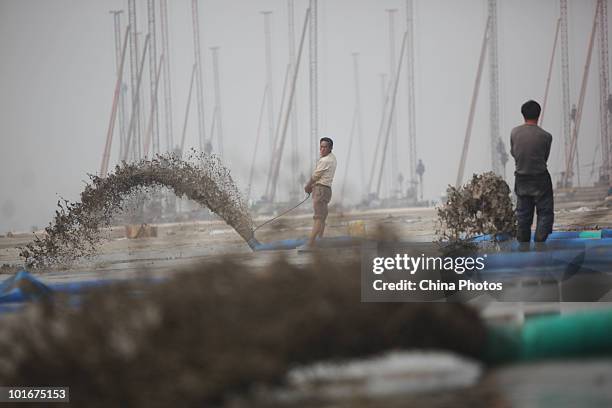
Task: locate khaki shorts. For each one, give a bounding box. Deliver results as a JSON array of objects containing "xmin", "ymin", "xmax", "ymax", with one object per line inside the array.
[{"xmin": 312, "ymin": 184, "xmax": 332, "ymax": 220}]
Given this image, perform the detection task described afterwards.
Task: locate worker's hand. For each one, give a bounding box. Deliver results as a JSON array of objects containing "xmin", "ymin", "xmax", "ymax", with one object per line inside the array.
[{"xmin": 304, "ymin": 184, "xmax": 313, "ymax": 194}]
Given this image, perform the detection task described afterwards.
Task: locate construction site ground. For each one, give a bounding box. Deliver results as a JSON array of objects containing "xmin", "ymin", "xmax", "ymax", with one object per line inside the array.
[{"xmin": 0, "ymin": 199, "xmax": 611, "ymax": 406}]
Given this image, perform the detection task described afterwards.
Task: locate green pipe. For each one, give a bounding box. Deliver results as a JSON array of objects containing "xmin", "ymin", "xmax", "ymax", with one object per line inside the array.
[{"xmin": 485, "ymin": 308, "xmax": 612, "ymax": 364}]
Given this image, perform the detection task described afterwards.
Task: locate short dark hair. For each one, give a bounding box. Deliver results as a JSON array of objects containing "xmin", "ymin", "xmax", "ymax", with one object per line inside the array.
[
  {"xmin": 521, "ymin": 100, "xmax": 541, "ymax": 120},
  {"xmin": 320, "ymin": 137, "xmax": 333, "ymax": 150}
]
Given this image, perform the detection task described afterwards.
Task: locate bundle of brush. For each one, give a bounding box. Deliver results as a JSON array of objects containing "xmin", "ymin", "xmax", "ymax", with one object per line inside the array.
[
  {"xmin": 19, "ymin": 151, "xmax": 253, "ymax": 268},
  {"xmin": 437, "ymin": 172, "xmax": 516, "ymax": 250}
]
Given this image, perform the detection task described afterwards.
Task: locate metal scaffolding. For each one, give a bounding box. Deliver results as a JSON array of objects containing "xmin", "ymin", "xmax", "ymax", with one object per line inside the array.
[
  {"xmin": 386, "ymin": 8, "xmax": 399, "ymax": 196},
  {"xmin": 405, "ymin": 0, "xmax": 417, "ymax": 192},
  {"xmin": 147, "ymin": 0, "xmax": 160, "ymax": 155},
  {"xmin": 159, "ymin": 0, "xmax": 173, "ymax": 152},
  {"xmin": 488, "ymin": 0, "xmax": 502, "ymax": 176},
  {"xmin": 191, "ymin": 0, "xmax": 206, "ymax": 152},
  {"xmin": 210, "ymin": 46, "xmax": 224, "ymax": 157}
]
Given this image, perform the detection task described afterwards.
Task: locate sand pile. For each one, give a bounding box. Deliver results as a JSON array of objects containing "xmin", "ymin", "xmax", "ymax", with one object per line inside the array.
[
  {"xmin": 0, "ymin": 256, "xmax": 486, "ymax": 407},
  {"xmin": 437, "ymin": 172, "xmax": 516, "ymax": 242},
  {"xmin": 19, "ymin": 152, "xmax": 253, "ymax": 268}
]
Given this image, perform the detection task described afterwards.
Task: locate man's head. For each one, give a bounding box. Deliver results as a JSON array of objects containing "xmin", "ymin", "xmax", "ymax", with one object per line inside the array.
[
  {"xmin": 521, "ymin": 100, "xmax": 541, "ymax": 122},
  {"xmin": 320, "ymin": 137, "xmax": 333, "ymax": 157}
]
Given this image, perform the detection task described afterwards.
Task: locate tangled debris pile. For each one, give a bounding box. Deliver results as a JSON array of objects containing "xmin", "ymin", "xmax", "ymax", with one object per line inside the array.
[
  {"xmin": 0, "ymin": 256, "xmax": 486, "ymax": 407},
  {"xmin": 437, "ymin": 172, "xmax": 516, "ymax": 242},
  {"xmin": 19, "ymin": 152, "xmax": 253, "ymax": 268}
]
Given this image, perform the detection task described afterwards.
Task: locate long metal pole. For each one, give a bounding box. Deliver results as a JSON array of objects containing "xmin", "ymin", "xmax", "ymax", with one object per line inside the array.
[
  {"xmin": 110, "ymin": 10, "xmax": 127, "ymax": 162},
  {"xmin": 147, "ymin": 0, "xmax": 160, "ymax": 155},
  {"xmin": 288, "ymin": 0, "xmax": 299, "ymax": 200},
  {"xmin": 309, "ymin": 0, "xmax": 318, "ymax": 171},
  {"xmin": 100, "ymin": 25, "xmax": 130, "ymax": 177},
  {"xmin": 376, "ymin": 31, "xmax": 409, "ymax": 198},
  {"xmin": 143, "ymin": 55, "xmax": 164, "ymax": 157},
  {"xmin": 367, "ymin": 73, "xmax": 389, "ymax": 195},
  {"xmin": 262, "ymin": 11, "xmax": 275, "ymax": 153},
  {"xmin": 123, "ymin": 34, "xmax": 151, "ymax": 162},
  {"xmin": 386, "ymin": 9, "xmax": 399, "ymax": 196},
  {"xmin": 488, "ymin": 0, "xmax": 502, "ymax": 176},
  {"xmin": 210, "ymin": 46, "xmax": 224, "ymax": 157},
  {"xmin": 267, "ymin": 8, "xmax": 311, "ymax": 203},
  {"xmin": 159, "ymin": 0, "xmax": 173, "ymax": 152},
  {"xmin": 352, "ymin": 52, "xmax": 366, "ymax": 194},
  {"xmin": 560, "ymin": 0, "xmax": 572, "ymax": 181},
  {"xmin": 192, "ymin": 0, "xmax": 206, "ymax": 151},
  {"xmin": 246, "ymin": 86, "xmax": 269, "ymax": 202},
  {"xmin": 127, "ymin": 0, "xmax": 140, "ymax": 161},
  {"xmin": 405, "ymin": 0, "xmax": 417, "ymax": 190},
  {"xmin": 597, "ymin": 0, "xmax": 610, "ymax": 182},
  {"xmin": 564, "ymin": 1, "xmax": 600, "ymax": 185},
  {"xmin": 456, "ymin": 17, "xmax": 491, "ymax": 187},
  {"xmin": 180, "ymin": 64, "xmax": 197, "ymax": 157},
  {"xmin": 540, "ymin": 17, "xmax": 561, "ymax": 126}
]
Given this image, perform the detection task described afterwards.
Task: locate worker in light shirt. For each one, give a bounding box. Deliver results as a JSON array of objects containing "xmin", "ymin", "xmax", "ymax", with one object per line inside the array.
[{"xmin": 304, "ymin": 137, "xmax": 337, "ymax": 248}]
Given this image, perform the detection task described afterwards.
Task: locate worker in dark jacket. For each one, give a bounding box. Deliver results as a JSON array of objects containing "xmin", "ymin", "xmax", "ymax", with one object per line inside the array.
[{"xmin": 510, "ymin": 100, "xmax": 554, "ymax": 242}]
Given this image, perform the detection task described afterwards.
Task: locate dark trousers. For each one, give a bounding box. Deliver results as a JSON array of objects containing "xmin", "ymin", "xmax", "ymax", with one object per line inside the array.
[{"xmin": 515, "ymin": 172, "xmax": 554, "ymax": 242}]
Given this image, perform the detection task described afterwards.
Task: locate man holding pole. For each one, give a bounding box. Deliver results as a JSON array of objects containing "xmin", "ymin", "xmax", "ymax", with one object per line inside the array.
[{"xmin": 304, "ymin": 137, "xmax": 337, "ymax": 248}]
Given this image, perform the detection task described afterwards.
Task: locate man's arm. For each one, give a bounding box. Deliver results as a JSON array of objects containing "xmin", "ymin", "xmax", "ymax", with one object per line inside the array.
[
  {"xmin": 544, "ymin": 133, "xmax": 552, "ymax": 162},
  {"xmin": 304, "ymin": 160, "xmax": 329, "ymax": 193}
]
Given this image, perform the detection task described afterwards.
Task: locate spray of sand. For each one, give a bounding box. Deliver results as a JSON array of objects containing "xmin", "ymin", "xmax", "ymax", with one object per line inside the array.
[
  {"xmin": 437, "ymin": 172, "xmax": 516, "ymax": 243},
  {"xmin": 19, "ymin": 152, "xmax": 254, "ymax": 268}
]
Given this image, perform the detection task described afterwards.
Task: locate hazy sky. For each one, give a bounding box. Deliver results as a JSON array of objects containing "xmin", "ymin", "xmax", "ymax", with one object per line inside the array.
[{"xmin": 0, "ymin": 0, "xmax": 608, "ymax": 232}]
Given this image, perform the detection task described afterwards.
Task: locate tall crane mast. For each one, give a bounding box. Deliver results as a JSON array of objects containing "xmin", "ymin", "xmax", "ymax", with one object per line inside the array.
[
  {"xmin": 128, "ymin": 0, "xmax": 141, "ymax": 160},
  {"xmin": 191, "ymin": 0, "xmax": 207, "ymax": 152},
  {"xmin": 560, "ymin": 0, "xmax": 572, "ymax": 185},
  {"xmin": 598, "ymin": 0, "xmax": 610, "ymax": 183},
  {"xmin": 261, "ymin": 11, "xmax": 275, "ymax": 154},
  {"xmin": 288, "ymin": 0, "xmax": 300, "ymax": 201},
  {"xmin": 109, "ymin": 10, "xmax": 127, "ymax": 161},
  {"xmin": 386, "ymin": 9, "xmax": 399, "ymax": 197},
  {"xmin": 210, "ymin": 46, "xmax": 224, "ymax": 157},
  {"xmin": 309, "ymin": 0, "xmax": 319, "ymax": 170},
  {"xmin": 488, "ymin": 0, "xmax": 502, "ymax": 177},
  {"xmin": 159, "ymin": 0, "xmax": 173, "ymax": 153},
  {"xmin": 147, "ymin": 0, "xmax": 160, "ymax": 155},
  {"xmin": 405, "ymin": 0, "xmax": 417, "ymax": 194}
]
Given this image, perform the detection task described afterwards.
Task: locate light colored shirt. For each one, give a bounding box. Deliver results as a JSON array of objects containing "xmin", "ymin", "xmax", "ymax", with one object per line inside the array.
[{"xmin": 312, "ymin": 152, "xmax": 337, "ymax": 187}]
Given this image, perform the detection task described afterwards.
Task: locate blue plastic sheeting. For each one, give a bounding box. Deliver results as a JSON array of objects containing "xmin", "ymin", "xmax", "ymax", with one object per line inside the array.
[
  {"xmin": 250, "ymin": 236, "xmax": 361, "ymax": 251},
  {"xmin": 0, "ymin": 270, "xmax": 52, "ymax": 303},
  {"xmin": 491, "ymin": 238, "xmax": 612, "ymax": 252},
  {"xmin": 471, "ymin": 229, "xmax": 612, "ymax": 242}
]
